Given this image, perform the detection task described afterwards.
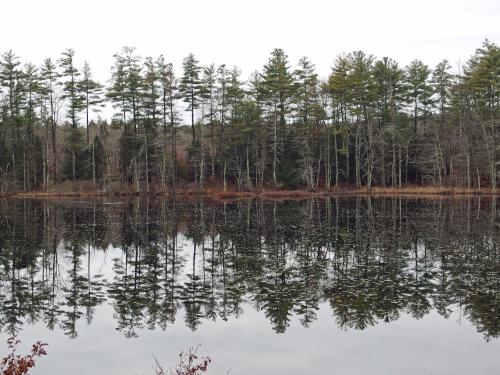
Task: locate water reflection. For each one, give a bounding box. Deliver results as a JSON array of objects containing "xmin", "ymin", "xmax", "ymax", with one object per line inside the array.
[{"xmin": 0, "ymin": 197, "xmax": 498, "ymax": 340}]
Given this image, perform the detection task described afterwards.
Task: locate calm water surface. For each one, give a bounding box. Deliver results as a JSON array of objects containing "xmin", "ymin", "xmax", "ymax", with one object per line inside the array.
[{"xmin": 0, "ymin": 197, "xmax": 499, "ymax": 374}]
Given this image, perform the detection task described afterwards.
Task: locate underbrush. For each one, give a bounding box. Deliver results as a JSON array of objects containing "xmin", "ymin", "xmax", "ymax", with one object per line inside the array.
[
  {"xmin": 0, "ymin": 337, "xmax": 47, "ymax": 375},
  {"xmin": 1, "ymin": 338, "xmax": 211, "ymax": 375}
]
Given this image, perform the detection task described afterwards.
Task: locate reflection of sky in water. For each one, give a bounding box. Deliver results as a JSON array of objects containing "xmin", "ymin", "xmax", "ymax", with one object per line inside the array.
[
  {"xmin": 14, "ymin": 302, "xmax": 500, "ymax": 375},
  {"xmin": 1, "ymin": 198, "xmax": 500, "ymax": 374}
]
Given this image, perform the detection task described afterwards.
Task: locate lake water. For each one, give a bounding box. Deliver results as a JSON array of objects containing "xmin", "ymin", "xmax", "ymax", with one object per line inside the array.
[{"xmin": 0, "ymin": 197, "xmax": 499, "ymax": 374}]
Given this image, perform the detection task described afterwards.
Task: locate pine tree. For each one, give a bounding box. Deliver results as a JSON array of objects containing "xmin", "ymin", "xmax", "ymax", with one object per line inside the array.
[
  {"xmin": 373, "ymin": 57, "xmax": 406, "ymax": 186},
  {"xmin": 40, "ymin": 58, "xmax": 61, "ymax": 182},
  {"xmin": 180, "ymin": 53, "xmax": 202, "ymax": 144},
  {"xmin": 201, "ymin": 64, "xmax": 217, "ymax": 179},
  {"xmin": 346, "ymin": 51, "xmax": 376, "ymax": 187},
  {"xmin": 464, "ymin": 40, "xmax": 500, "ymax": 190},
  {"xmin": 0, "ymin": 50, "xmax": 20, "ymax": 128},
  {"xmin": 109, "ymin": 47, "xmax": 143, "ymax": 134},
  {"xmin": 294, "ymin": 57, "xmax": 319, "ymax": 189},
  {"xmin": 406, "ymin": 60, "xmax": 433, "ymax": 132},
  {"xmin": 122, "ymin": 47, "xmax": 143, "ymax": 134},
  {"xmin": 59, "ymin": 49, "xmax": 84, "ymax": 128},
  {"xmin": 260, "ymin": 48, "xmax": 295, "ymax": 128},
  {"xmin": 328, "ymin": 54, "xmax": 351, "ymax": 185},
  {"xmin": 60, "ymin": 49, "xmax": 86, "ymax": 181},
  {"xmin": 260, "ymin": 48, "xmax": 295, "ymax": 186},
  {"xmin": 156, "ymin": 55, "xmax": 178, "ymax": 188},
  {"xmin": 432, "ymin": 60, "xmax": 453, "ymax": 115},
  {"xmin": 226, "ymin": 67, "xmax": 245, "ymax": 123},
  {"xmin": 20, "ymin": 62, "xmax": 43, "ymax": 189},
  {"xmin": 294, "ymin": 57, "xmax": 318, "ymax": 127},
  {"xmin": 143, "ymin": 56, "xmax": 160, "ymax": 132},
  {"xmin": 0, "ymin": 50, "xmax": 21, "ymax": 188},
  {"xmin": 22, "ymin": 63, "xmax": 40, "ymax": 140},
  {"xmin": 80, "ymin": 61, "xmax": 104, "ymax": 144},
  {"xmin": 107, "ymin": 53, "xmax": 129, "ymax": 130}
]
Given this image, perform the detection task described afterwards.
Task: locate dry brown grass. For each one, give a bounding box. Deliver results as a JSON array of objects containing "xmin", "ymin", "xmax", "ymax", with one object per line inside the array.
[
  {"xmin": 258, "ymin": 190, "xmax": 329, "ymax": 200},
  {"xmin": 211, "ymin": 191, "xmax": 256, "ymax": 199},
  {"xmin": 330, "ymin": 185, "xmax": 497, "ymax": 196},
  {"xmin": 5, "ymin": 183, "xmax": 500, "ymax": 200}
]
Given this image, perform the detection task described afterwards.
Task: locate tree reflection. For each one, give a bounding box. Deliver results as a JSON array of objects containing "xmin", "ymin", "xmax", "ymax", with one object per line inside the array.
[{"xmin": 0, "ymin": 197, "xmax": 499, "ymax": 340}]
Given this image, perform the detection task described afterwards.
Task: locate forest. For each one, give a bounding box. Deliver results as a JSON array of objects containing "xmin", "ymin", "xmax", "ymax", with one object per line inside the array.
[{"xmin": 0, "ymin": 40, "xmax": 498, "ymax": 194}]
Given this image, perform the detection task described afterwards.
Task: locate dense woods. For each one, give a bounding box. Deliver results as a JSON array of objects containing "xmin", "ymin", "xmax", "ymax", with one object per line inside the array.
[{"xmin": 0, "ymin": 40, "xmax": 498, "ymax": 194}]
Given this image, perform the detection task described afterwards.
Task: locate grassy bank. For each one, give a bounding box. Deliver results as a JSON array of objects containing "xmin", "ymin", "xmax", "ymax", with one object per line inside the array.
[{"xmin": 2, "ymin": 183, "xmax": 500, "ymax": 200}]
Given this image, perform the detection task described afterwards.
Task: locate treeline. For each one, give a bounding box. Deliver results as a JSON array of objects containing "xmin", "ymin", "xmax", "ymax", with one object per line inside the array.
[{"xmin": 0, "ymin": 40, "xmax": 498, "ymax": 193}]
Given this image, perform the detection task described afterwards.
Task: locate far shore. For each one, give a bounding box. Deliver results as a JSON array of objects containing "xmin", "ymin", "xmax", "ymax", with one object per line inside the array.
[{"xmin": 2, "ymin": 185, "xmax": 500, "ymax": 200}]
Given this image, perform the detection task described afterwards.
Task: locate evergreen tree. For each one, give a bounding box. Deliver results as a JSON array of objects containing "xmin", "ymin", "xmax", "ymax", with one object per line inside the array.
[
  {"xmin": 21, "ymin": 63, "xmax": 40, "ymax": 141},
  {"xmin": 143, "ymin": 56, "xmax": 160, "ymax": 132},
  {"xmin": 109, "ymin": 47, "xmax": 143, "ymax": 134},
  {"xmin": 260, "ymin": 48, "xmax": 295, "ymax": 186},
  {"xmin": 80, "ymin": 61, "xmax": 104, "ymax": 144},
  {"xmin": 294, "ymin": 57, "xmax": 320, "ymax": 189},
  {"xmin": 464, "ymin": 40, "xmax": 500, "ymax": 190},
  {"xmin": 201, "ymin": 64, "xmax": 217, "ymax": 179},
  {"xmin": 107, "ymin": 53, "xmax": 129, "ymax": 129},
  {"xmin": 348, "ymin": 51, "xmax": 376, "ymax": 187},
  {"xmin": 20, "ymin": 62, "xmax": 43, "ymax": 189},
  {"xmin": 0, "ymin": 50, "xmax": 22, "ymax": 188},
  {"xmin": 226, "ymin": 67, "xmax": 245, "ymax": 123},
  {"xmin": 372, "ymin": 57, "xmax": 406, "ymax": 186},
  {"xmin": 59, "ymin": 49, "xmax": 86, "ymax": 181},
  {"xmin": 122, "ymin": 47, "xmax": 143, "ymax": 134},
  {"xmin": 180, "ymin": 53, "xmax": 202, "ymax": 144},
  {"xmin": 327, "ymin": 54, "xmax": 351, "ymax": 184},
  {"xmin": 156, "ymin": 55, "xmax": 178, "ymax": 188},
  {"xmin": 432, "ymin": 60, "xmax": 453, "ymax": 115},
  {"xmin": 0, "ymin": 50, "xmax": 21, "ymax": 130},
  {"xmin": 40, "ymin": 58, "xmax": 61, "ymax": 182},
  {"xmin": 59, "ymin": 49, "xmax": 84, "ymax": 128},
  {"xmin": 294, "ymin": 57, "xmax": 318, "ymax": 127},
  {"xmin": 405, "ymin": 60, "xmax": 433, "ymax": 132}
]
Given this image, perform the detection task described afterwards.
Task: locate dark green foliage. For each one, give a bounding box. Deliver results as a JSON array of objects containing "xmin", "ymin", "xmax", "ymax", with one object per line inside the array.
[
  {"xmin": 142, "ymin": 56, "xmax": 160, "ymax": 131},
  {"xmin": 60, "ymin": 49, "xmax": 85, "ymax": 128},
  {"xmin": 78, "ymin": 136, "xmax": 106, "ymax": 180},
  {"xmin": 81, "ymin": 62, "xmax": 104, "ymax": 143},
  {"xmin": 62, "ymin": 127, "xmax": 86, "ymax": 180},
  {"xmin": 277, "ymin": 138, "xmax": 301, "ymax": 188},
  {"xmin": 406, "ymin": 59, "xmax": 434, "ymax": 131},
  {"xmin": 119, "ymin": 133, "xmax": 143, "ymax": 183},
  {"xmin": 179, "ymin": 53, "xmax": 202, "ymax": 143},
  {"xmin": 107, "ymin": 47, "xmax": 143, "ymax": 134},
  {"xmin": 0, "ymin": 41, "xmax": 499, "ymax": 192}
]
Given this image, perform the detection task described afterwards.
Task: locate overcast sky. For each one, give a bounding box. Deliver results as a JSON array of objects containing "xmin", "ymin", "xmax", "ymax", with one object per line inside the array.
[{"xmin": 2, "ymin": 0, "xmax": 499, "ymax": 91}]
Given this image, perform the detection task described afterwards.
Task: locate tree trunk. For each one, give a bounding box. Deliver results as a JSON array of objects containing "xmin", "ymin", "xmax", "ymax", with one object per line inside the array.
[
  {"xmin": 92, "ymin": 143, "xmax": 96, "ymax": 191},
  {"xmin": 72, "ymin": 151, "xmax": 76, "ymax": 181}
]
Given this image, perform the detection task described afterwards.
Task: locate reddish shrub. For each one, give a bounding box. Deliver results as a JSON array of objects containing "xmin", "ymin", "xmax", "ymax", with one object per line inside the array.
[
  {"xmin": 153, "ymin": 346, "xmax": 211, "ymax": 375},
  {"xmin": 1, "ymin": 337, "xmax": 47, "ymax": 375}
]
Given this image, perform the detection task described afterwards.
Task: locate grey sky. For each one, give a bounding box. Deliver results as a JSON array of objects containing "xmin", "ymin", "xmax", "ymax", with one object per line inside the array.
[{"xmin": 1, "ymin": 0, "xmax": 499, "ymax": 111}]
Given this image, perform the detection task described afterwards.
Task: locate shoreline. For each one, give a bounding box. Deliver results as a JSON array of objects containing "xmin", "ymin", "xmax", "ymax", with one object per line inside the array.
[{"xmin": 2, "ymin": 186, "xmax": 500, "ymax": 200}]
